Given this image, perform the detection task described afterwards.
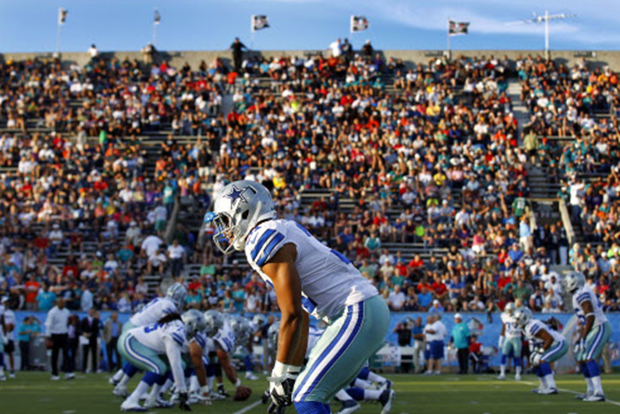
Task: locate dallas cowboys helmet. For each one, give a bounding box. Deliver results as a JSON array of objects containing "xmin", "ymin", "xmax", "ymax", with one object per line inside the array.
[
  {"xmin": 514, "ymin": 307, "xmax": 533, "ymax": 328},
  {"xmin": 203, "ymin": 310, "xmax": 224, "ymax": 336},
  {"xmin": 208, "ymin": 180, "xmax": 277, "ymax": 255},
  {"xmin": 230, "ymin": 316, "xmax": 253, "ymax": 344},
  {"xmin": 267, "ymin": 321, "xmax": 280, "ymax": 348},
  {"xmin": 182, "ymin": 309, "xmax": 207, "ymax": 339},
  {"xmin": 166, "ymin": 283, "xmax": 188, "ymax": 311},
  {"xmin": 564, "ymin": 271, "xmax": 586, "ymax": 294},
  {"xmin": 252, "ymin": 314, "xmax": 268, "ymax": 331},
  {"xmin": 504, "ymin": 302, "xmax": 517, "ymax": 316}
]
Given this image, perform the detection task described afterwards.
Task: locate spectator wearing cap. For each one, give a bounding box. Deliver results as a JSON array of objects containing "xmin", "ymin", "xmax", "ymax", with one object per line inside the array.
[
  {"xmin": 429, "ymin": 299, "xmax": 444, "ymax": 315},
  {"xmin": 450, "ymin": 314, "xmax": 471, "ymax": 374}
]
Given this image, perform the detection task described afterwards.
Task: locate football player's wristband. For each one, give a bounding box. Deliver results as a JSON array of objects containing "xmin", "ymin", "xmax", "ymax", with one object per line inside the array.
[
  {"xmin": 201, "ymin": 385, "xmax": 210, "ymax": 394},
  {"xmin": 273, "ymin": 361, "xmax": 301, "ymax": 377},
  {"xmin": 234, "ymin": 378, "xmax": 242, "ymax": 387}
]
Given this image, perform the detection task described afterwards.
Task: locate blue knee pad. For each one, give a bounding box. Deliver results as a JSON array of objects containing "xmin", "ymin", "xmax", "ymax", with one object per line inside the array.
[
  {"xmin": 346, "ymin": 387, "xmax": 365, "ymax": 401},
  {"xmin": 514, "ymin": 357, "xmax": 521, "ymax": 367},
  {"xmin": 157, "ymin": 373, "xmax": 168, "ymax": 386},
  {"xmin": 501, "ymin": 355, "xmax": 508, "ymax": 364},
  {"xmin": 294, "ymin": 402, "xmax": 330, "ymax": 414},
  {"xmin": 143, "ymin": 371, "xmax": 160, "ymax": 386},
  {"xmin": 357, "ymin": 367, "xmax": 370, "ymax": 380},
  {"xmin": 122, "ymin": 362, "xmax": 139, "ymax": 377},
  {"xmin": 539, "ymin": 363, "xmax": 552, "ymax": 376},
  {"xmin": 586, "ymin": 360, "xmax": 600, "ymax": 377},
  {"xmin": 244, "ymin": 355, "xmax": 252, "ymax": 372},
  {"xmin": 533, "ymin": 366, "xmax": 542, "ymax": 377},
  {"xmin": 206, "ymin": 363, "xmax": 217, "ymax": 377}
]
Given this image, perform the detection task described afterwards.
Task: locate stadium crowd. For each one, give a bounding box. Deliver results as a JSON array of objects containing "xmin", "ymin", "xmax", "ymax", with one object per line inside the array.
[{"xmin": 1, "ymin": 45, "xmax": 620, "ymax": 321}]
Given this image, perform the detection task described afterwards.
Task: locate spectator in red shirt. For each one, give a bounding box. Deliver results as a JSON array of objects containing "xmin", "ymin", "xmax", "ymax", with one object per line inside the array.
[{"xmin": 431, "ymin": 275, "xmax": 448, "ymax": 299}]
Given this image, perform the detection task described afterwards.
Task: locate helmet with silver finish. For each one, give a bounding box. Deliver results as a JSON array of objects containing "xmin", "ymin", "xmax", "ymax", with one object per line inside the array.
[
  {"xmin": 182, "ymin": 309, "xmax": 207, "ymax": 339},
  {"xmin": 166, "ymin": 283, "xmax": 188, "ymax": 311},
  {"xmin": 252, "ymin": 314, "xmax": 268, "ymax": 331},
  {"xmin": 564, "ymin": 271, "xmax": 586, "ymax": 294},
  {"xmin": 267, "ymin": 321, "xmax": 280, "ymax": 349},
  {"xmin": 514, "ymin": 307, "xmax": 533, "ymax": 328},
  {"xmin": 208, "ymin": 180, "xmax": 277, "ymax": 254},
  {"xmin": 203, "ymin": 310, "xmax": 224, "ymax": 336},
  {"xmin": 504, "ymin": 302, "xmax": 517, "ymax": 316}
]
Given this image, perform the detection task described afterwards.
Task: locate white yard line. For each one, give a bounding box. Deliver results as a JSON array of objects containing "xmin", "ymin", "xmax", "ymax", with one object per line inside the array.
[
  {"xmin": 521, "ymin": 380, "xmax": 620, "ymax": 407},
  {"xmin": 232, "ymin": 399, "xmax": 263, "ymax": 414}
]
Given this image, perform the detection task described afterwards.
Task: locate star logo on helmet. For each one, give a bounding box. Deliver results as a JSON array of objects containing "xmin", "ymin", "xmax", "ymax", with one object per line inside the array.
[{"xmin": 225, "ymin": 185, "xmax": 249, "ymax": 204}]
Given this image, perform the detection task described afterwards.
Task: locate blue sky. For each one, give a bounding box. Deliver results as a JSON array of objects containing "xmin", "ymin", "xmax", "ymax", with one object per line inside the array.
[{"xmin": 0, "ymin": 0, "xmax": 616, "ymax": 53}]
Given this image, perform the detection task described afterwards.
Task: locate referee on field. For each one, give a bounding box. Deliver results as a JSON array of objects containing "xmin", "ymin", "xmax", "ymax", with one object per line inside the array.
[{"xmin": 45, "ymin": 298, "xmax": 74, "ymax": 380}]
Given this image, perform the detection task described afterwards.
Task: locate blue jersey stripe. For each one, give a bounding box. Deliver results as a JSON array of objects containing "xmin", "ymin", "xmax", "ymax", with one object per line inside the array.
[
  {"xmin": 251, "ymin": 229, "xmax": 276, "ymax": 261},
  {"xmin": 171, "ymin": 333, "xmax": 185, "ymax": 347},
  {"xmin": 295, "ymin": 222, "xmax": 312, "ymax": 237},
  {"xmin": 256, "ymin": 233, "xmax": 285, "ymax": 266}
]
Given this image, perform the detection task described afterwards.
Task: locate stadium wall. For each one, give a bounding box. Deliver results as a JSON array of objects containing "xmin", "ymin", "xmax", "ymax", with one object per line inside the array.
[
  {"xmin": 1, "ymin": 50, "xmax": 620, "ymax": 70},
  {"xmin": 12, "ymin": 311, "xmax": 620, "ymax": 368}
]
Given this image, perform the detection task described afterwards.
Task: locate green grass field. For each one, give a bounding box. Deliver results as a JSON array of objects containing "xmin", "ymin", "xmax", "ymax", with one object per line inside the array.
[{"xmin": 2, "ymin": 372, "xmax": 620, "ymax": 414}]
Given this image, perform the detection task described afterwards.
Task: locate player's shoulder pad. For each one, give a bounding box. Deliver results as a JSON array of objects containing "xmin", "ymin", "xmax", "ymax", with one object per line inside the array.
[
  {"xmin": 245, "ymin": 219, "xmax": 290, "ymax": 267},
  {"xmin": 164, "ymin": 320, "xmax": 187, "ymax": 347},
  {"xmin": 575, "ymin": 286, "xmax": 591, "ymax": 305}
]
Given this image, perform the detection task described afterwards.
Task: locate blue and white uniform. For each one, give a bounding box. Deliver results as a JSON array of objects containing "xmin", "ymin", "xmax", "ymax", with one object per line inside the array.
[
  {"xmin": 500, "ymin": 312, "xmax": 522, "ymax": 357},
  {"xmin": 572, "ymin": 284, "xmax": 611, "ymax": 361},
  {"xmin": 118, "ymin": 320, "xmax": 188, "ymax": 393},
  {"xmin": 129, "ymin": 298, "xmax": 179, "ymax": 329},
  {"xmin": 523, "ymin": 319, "xmax": 568, "ymax": 363},
  {"xmin": 244, "ymin": 219, "xmax": 389, "ymax": 406},
  {"xmin": 213, "ymin": 321, "xmax": 236, "ymax": 354}
]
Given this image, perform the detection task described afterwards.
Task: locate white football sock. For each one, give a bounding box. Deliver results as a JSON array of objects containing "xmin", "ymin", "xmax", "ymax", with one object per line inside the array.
[
  {"xmin": 585, "ymin": 377, "xmax": 594, "ymax": 393},
  {"xmin": 112, "ymin": 369, "xmax": 124, "ymax": 382},
  {"xmin": 353, "ymin": 378, "xmax": 372, "ymax": 389},
  {"xmin": 500, "ymin": 365, "xmax": 506, "ymax": 375},
  {"xmin": 335, "ymin": 389, "xmax": 354, "ymax": 402},
  {"xmin": 147, "ymin": 383, "xmax": 162, "ymax": 401},
  {"xmin": 367, "ymin": 371, "xmax": 387, "ymax": 385},
  {"xmin": 515, "ymin": 366, "xmax": 522, "ymax": 376},
  {"xmin": 127, "ymin": 381, "xmax": 150, "ymax": 405},
  {"xmin": 207, "ymin": 376, "xmax": 214, "ymax": 390},
  {"xmin": 118, "ymin": 374, "xmax": 131, "ymax": 388},
  {"xmin": 544, "ymin": 374, "xmax": 556, "ymax": 389},
  {"xmin": 190, "ymin": 375, "xmax": 200, "ymax": 393},
  {"xmin": 538, "ymin": 375, "xmax": 547, "ymax": 389},
  {"xmin": 591, "ymin": 376, "xmax": 603, "ymax": 394},
  {"xmin": 160, "ymin": 378, "xmax": 174, "ymax": 395},
  {"xmin": 363, "ymin": 389, "xmax": 383, "ymax": 400}
]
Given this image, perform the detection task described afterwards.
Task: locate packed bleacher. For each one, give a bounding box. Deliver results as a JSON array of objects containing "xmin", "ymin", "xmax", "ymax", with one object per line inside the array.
[{"xmin": 1, "ymin": 48, "xmax": 619, "ymax": 316}]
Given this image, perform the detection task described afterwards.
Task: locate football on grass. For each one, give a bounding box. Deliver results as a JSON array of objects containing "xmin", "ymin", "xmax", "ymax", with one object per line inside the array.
[{"xmin": 234, "ymin": 385, "xmax": 252, "ymax": 401}]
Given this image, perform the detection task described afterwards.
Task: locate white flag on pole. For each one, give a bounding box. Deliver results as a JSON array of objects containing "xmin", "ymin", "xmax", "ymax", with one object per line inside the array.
[
  {"xmin": 154, "ymin": 8, "xmax": 161, "ymax": 25},
  {"xmin": 251, "ymin": 15, "xmax": 270, "ymax": 32},
  {"xmin": 58, "ymin": 7, "xmax": 68, "ymax": 25},
  {"xmin": 350, "ymin": 15, "xmax": 369, "ymax": 33}
]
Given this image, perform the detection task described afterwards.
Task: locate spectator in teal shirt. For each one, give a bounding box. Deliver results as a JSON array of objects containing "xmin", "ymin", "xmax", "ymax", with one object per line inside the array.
[
  {"xmin": 17, "ymin": 316, "xmax": 41, "ymax": 370},
  {"xmin": 232, "ymin": 282, "xmax": 246, "ymax": 312},
  {"xmin": 185, "ymin": 288, "xmax": 203, "ymax": 308},
  {"xmin": 450, "ymin": 314, "xmax": 471, "ymax": 374},
  {"xmin": 36, "ymin": 285, "xmax": 57, "ymax": 311}
]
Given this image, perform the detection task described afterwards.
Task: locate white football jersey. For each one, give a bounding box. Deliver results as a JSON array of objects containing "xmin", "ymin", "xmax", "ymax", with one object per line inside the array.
[
  {"xmin": 524, "ymin": 319, "xmax": 564, "ymax": 345},
  {"xmin": 3, "ymin": 309, "xmax": 15, "ymax": 340},
  {"xmin": 572, "ymin": 284, "xmax": 608, "ymax": 327},
  {"xmin": 130, "ymin": 297, "xmax": 178, "ymax": 327},
  {"xmin": 130, "ymin": 320, "xmax": 187, "ymax": 353},
  {"xmin": 305, "ymin": 326, "xmax": 324, "ymax": 359},
  {"xmin": 244, "ymin": 220, "xmax": 378, "ymax": 320},
  {"xmin": 213, "ymin": 321, "xmax": 236, "ymax": 353},
  {"xmin": 501, "ymin": 312, "xmax": 522, "ymax": 338}
]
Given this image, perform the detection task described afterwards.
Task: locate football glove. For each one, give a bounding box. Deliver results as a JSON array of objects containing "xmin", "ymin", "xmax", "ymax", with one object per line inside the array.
[
  {"xmin": 574, "ymin": 338, "xmax": 585, "ymax": 360},
  {"xmin": 267, "ymin": 374, "xmax": 297, "ymax": 412},
  {"xmin": 530, "ymin": 349, "xmax": 543, "ymax": 366},
  {"xmin": 178, "ymin": 392, "xmax": 192, "ymax": 412}
]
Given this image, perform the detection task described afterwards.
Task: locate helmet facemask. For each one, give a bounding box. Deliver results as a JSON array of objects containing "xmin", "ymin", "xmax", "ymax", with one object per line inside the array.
[{"xmin": 213, "ymin": 200, "xmax": 266, "ymax": 255}]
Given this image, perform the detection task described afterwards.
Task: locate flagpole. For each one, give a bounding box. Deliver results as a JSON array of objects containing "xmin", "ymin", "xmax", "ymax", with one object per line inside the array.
[
  {"xmin": 250, "ymin": 15, "xmax": 255, "ymax": 49},
  {"xmin": 153, "ymin": 8, "xmax": 158, "ymax": 46},
  {"xmin": 447, "ymin": 17, "xmax": 451, "ymax": 57},
  {"xmin": 56, "ymin": 17, "xmax": 62, "ymax": 56}
]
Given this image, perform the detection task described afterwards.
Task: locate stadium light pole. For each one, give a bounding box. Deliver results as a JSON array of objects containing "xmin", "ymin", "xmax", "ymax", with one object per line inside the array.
[{"xmin": 507, "ymin": 11, "xmax": 576, "ymax": 60}]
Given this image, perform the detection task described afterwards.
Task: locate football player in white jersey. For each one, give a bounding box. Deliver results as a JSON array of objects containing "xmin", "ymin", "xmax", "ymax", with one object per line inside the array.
[
  {"xmin": 498, "ymin": 302, "xmax": 522, "ymax": 380},
  {"xmin": 565, "ymin": 271, "xmax": 612, "ymax": 402},
  {"xmin": 208, "ymin": 180, "xmax": 389, "ymax": 414},
  {"xmin": 110, "ymin": 283, "xmax": 188, "ymax": 397},
  {"xmin": 514, "ymin": 307, "xmax": 568, "ymax": 395},
  {"xmin": 117, "ymin": 311, "xmax": 197, "ymax": 412}
]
